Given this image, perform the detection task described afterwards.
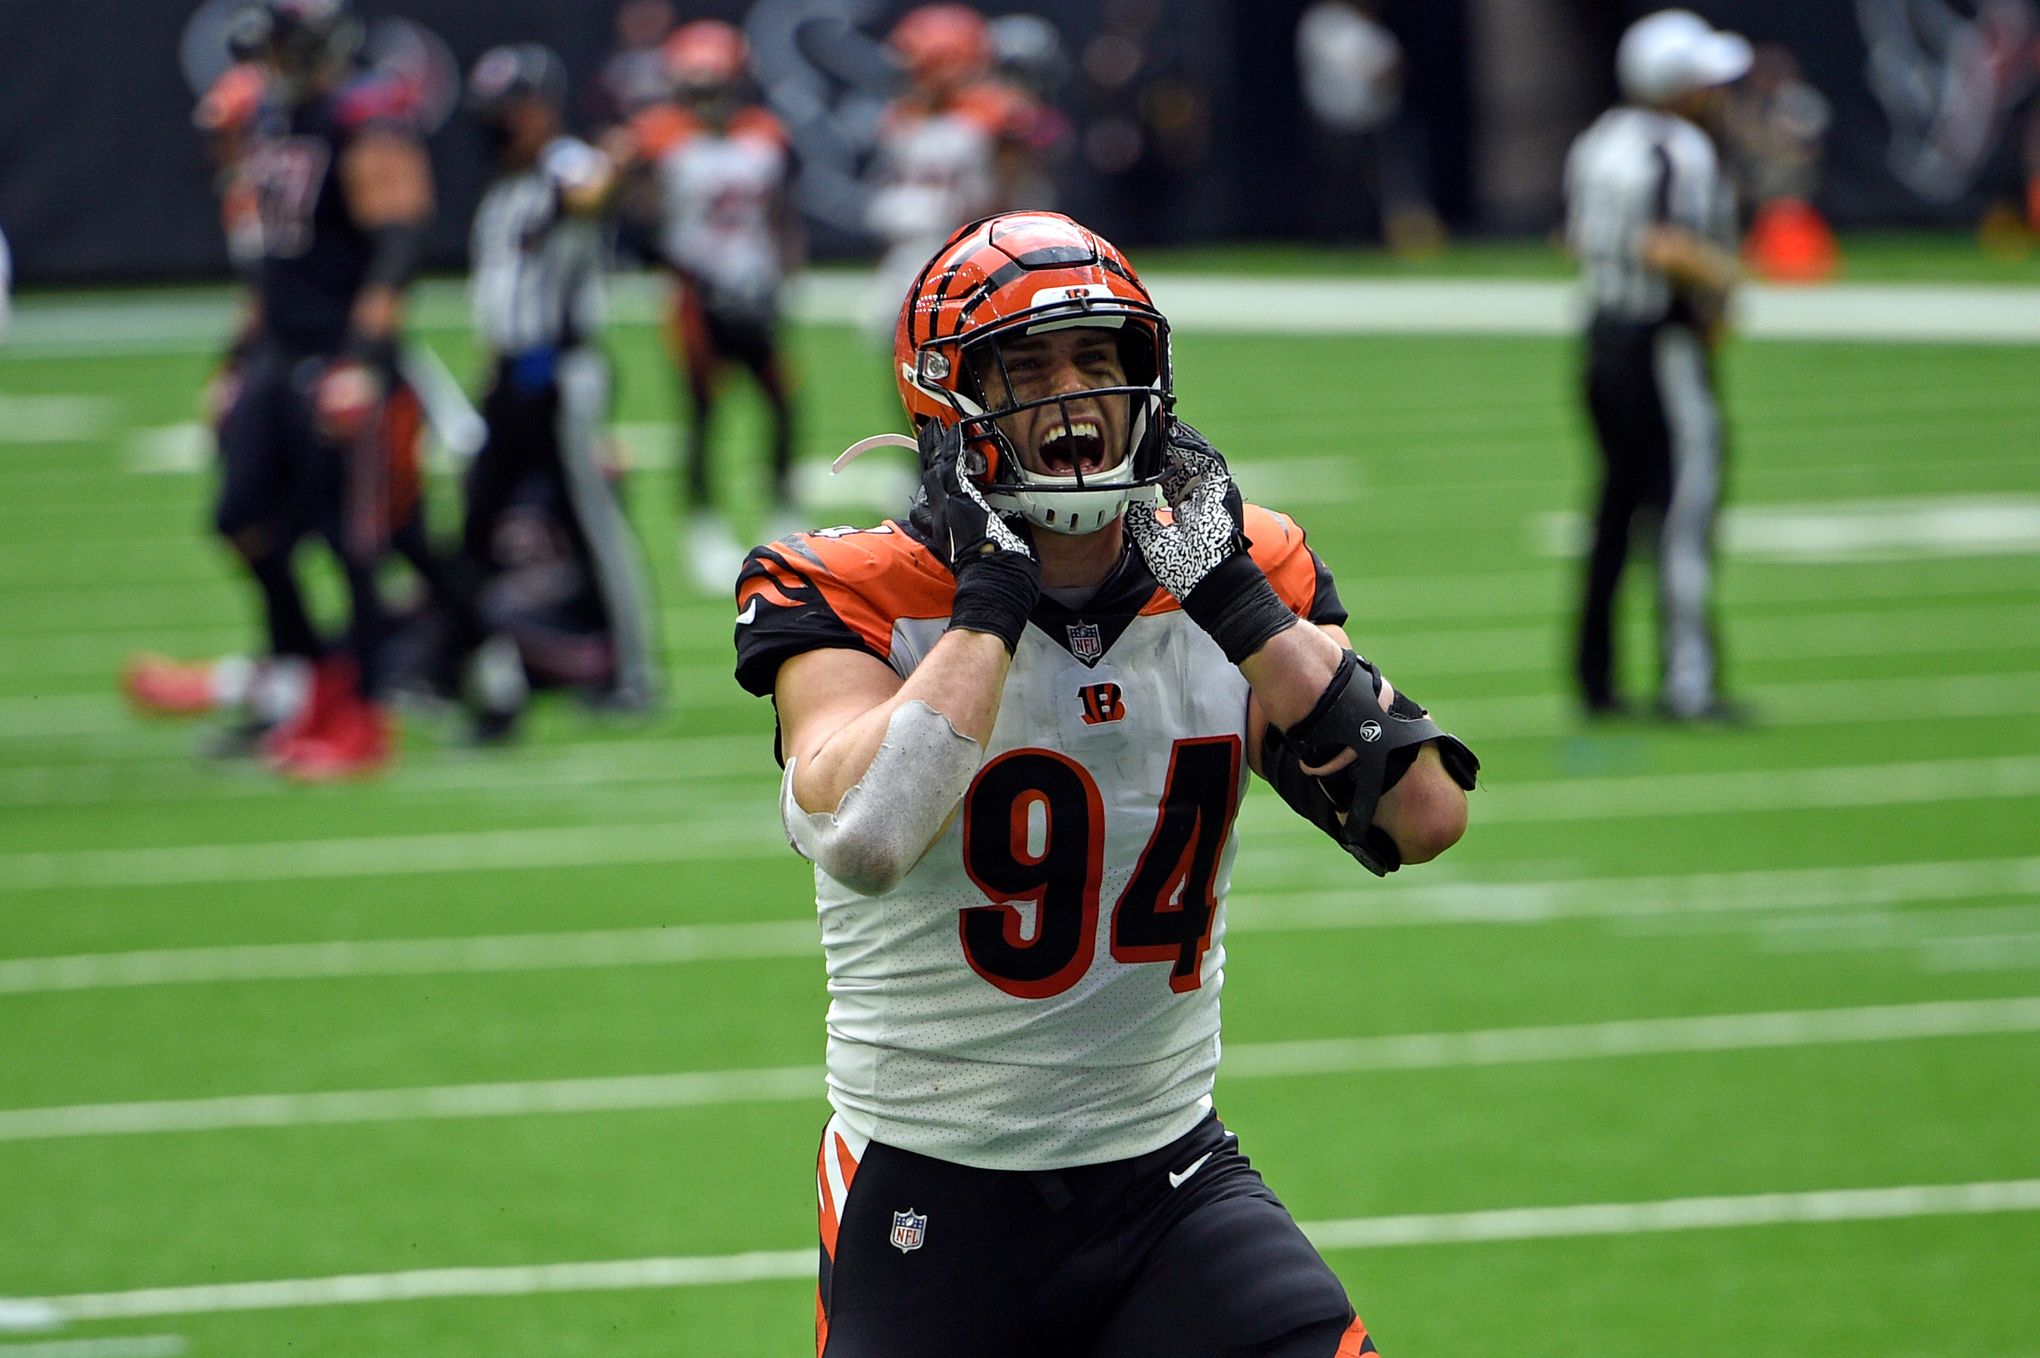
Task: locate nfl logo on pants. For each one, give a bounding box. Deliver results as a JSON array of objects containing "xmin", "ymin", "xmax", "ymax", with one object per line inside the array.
[{"xmin": 889, "ymin": 1209, "xmax": 927, "ymax": 1253}]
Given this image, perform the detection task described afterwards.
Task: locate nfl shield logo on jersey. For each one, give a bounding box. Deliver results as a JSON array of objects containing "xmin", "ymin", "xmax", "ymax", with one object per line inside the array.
[
  {"xmin": 1067, "ymin": 621, "xmax": 1103, "ymax": 663},
  {"xmin": 889, "ymin": 1208, "xmax": 928, "ymax": 1253}
]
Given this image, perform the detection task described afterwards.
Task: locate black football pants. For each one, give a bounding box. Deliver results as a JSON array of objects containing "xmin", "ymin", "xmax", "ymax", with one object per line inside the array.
[{"xmin": 817, "ymin": 1112, "xmax": 1374, "ymax": 1358}]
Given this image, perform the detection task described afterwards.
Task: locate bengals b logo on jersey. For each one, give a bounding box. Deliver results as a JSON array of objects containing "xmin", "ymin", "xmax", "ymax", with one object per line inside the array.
[{"xmin": 1078, "ymin": 682, "xmax": 1126, "ymax": 726}]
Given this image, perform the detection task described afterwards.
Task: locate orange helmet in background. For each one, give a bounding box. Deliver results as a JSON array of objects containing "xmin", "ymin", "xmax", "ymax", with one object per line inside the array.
[
  {"xmin": 195, "ymin": 62, "xmax": 267, "ymax": 134},
  {"xmin": 663, "ymin": 19, "xmax": 748, "ymax": 90},
  {"xmin": 894, "ymin": 211, "xmax": 1173, "ymax": 536},
  {"xmin": 889, "ymin": 4, "xmax": 992, "ymax": 90}
]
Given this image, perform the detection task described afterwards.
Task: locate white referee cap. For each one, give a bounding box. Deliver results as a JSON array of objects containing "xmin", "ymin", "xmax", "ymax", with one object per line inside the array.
[{"xmin": 1617, "ymin": 9, "xmax": 1753, "ymax": 104}]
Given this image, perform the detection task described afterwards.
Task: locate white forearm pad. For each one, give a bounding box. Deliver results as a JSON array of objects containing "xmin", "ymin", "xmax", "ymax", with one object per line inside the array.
[{"xmin": 781, "ymin": 700, "xmax": 984, "ymax": 896}]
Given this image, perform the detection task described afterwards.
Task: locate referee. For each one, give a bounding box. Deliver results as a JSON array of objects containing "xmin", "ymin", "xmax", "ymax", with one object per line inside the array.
[
  {"xmin": 1564, "ymin": 10, "xmax": 1750, "ymax": 722},
  {"xmin": 466, "ymin": 45, "xmax": 660, "ymax": 729}
]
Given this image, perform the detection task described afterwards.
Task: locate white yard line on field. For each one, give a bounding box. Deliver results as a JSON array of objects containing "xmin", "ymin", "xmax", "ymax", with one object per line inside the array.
[
  {"xmin": 5, "ymin": 856, "xmax": 2037, "ymax": 995},
  {"xmin": 1228, "ymin": 855, "xmax": 2040, "ymax": 931},
  {"xmin": 19, "ymin": 1177, "xmax": 2040, "ymax": 1321},
  {"xmin": 0, "ymin": 920, "xmax": 820, "ymax": 994},
  {"xmin": 2, "ymin": 998, "xmax": 2035, "ymax": 1143},
  {"xmin": 2, "ymin": 754, "xmax": 2034, "ymax": 893},
  {"xmin": 0, "ymin": 395, "xmax": 117, "ymax": 444},
  {"xmin": 1535, "ymin": 495, "xmax": 2040, "ymax": 563},
  {"xmin": 1923, "ymin": 932, "xmax": 2040, "ymax": 973},
  {"xmin": 0, "ymin": 1339, "xmax": 186, "ymax": 1358},
  {"xmin": 1232, "ymin": 753, "xmax": 2040, "ymax": 844},
  {"xmin": 4, "ymin": 669, "xmax": 2036, "ymax": 810},
  {"xmin": 11, "ymin": 275, "xmax": 2040, "ymax": 354}
]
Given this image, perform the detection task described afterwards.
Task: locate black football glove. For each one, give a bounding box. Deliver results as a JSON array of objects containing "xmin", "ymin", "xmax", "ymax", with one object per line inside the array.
[
  {"xmin": 912, "ymin": 419, "xmax": 1040, "ymax": 653},
  {"xmin": 1123, "ymin": 421, "xmax": 1297, "ymax": 664}
]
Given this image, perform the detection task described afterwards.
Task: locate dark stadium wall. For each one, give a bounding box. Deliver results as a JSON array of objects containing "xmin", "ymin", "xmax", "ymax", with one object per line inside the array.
[
  {"xmin": 1219, "ymin": 0, "xmax": 1478, "ymax": 238},
  {"xmin": 0, "ymin": 0, "xmax": 1243, "ymax": 286},
  {"xmin": 2, "ymin": 0, "xmax": 2021, "ymax": 284},
  {"xmin": 0, "ymin": 0, "xmax": 655, "ymax": 287},
  {"xmin": 1670, "ymin": 0, "xmax": 2036, "ymax": 226}
]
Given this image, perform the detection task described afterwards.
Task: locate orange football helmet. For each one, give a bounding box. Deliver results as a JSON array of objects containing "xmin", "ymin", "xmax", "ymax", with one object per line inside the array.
[
  {"xmin": 895, "ymin": 211, "xmax": 1173, "ymax": 536},
  {"xmin": 890, "ymin": 4, "xmax": 992, "ymax": 88},
  {"xmin": 664, "ymin": 19, "xmax": 747, "ymax": 90}
]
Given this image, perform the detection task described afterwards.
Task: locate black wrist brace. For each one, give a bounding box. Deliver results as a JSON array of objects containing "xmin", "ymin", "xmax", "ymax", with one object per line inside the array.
[
  {"xmin": 948, "ymin": 551, "xmax": 1040, "ymax": 653},
  {"xmin": 1267, "ymin": 650, "xmax": 1480, "ymax": 877},
  {"xmin": 1182, "ymin": 554, "xmax": 1299, "ymax": 665}
]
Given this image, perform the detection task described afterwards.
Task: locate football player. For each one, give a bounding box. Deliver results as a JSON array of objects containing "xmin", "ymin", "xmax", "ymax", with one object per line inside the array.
[
  {"xmin": 645, "ymin": 20, "xmax": 803, "ymax": 593},
  {"xmin": 198, "ymin": 0, "xmax": 437, "ymax": 777},
  {"xmin": 861, "ymin": 4, "xmax": 1048, "ymax": 341},
  {"xmin": 463, "ymin": 43, "xmax": 658, "ymax": 731},
  {"xmin": 735, "ymin": 212, "xmax": 1477, "ymax": 1357}
]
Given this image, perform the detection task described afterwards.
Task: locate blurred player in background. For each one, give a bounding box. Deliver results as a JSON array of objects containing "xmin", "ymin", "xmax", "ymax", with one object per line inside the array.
[
  {"xmin": 862, "ymin": 4, "xmax": 1047, "ymax": 340},
  {"xmin": 193, "ymin": 52, "xmax": 273, "ymax": 275},
  {"xmin": 591, "ymin": 0, "xmax": 678, "ymax": 132},
  {"xmin": 645, "ymin": 20, "xmax": 803, "ymax": 593},
  {"xmin": 1565, "ymin": 9, "xmax": 1750, "ymax": 724},
  {"xmin": 1295, "ymin": 0, "xmax": 1446, "ymax": 255},
  {"xmin": 464, "ymin": 43, "xmax": 659, "ymax": 731},
  {"xmin": 145, "ymin": 0, "xmax": 440, "ymax": 778},
  {"xmin": 1721, "ymin": 44, "xmax": 1836, "ymax": 282},
  {"xmin": 736, "ymin": 210, "xmax": 1476, "ymax": 1356},
  {"xmin": 124, "ymin": 48, "xmax": 314, "ymax": 743}
]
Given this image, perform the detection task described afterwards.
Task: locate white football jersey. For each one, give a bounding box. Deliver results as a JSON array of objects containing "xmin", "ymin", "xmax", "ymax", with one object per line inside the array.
[
  {"xmin": 657, "ymin": 109, "xmax": 790, "ymax": 307},
  {"xmin": 735, "ymin": 509, "xmax": 1344, "ymax": 1170},
  {"xmin": 861, "ymin": 86, "xmax": 1025, "ymax": 338}
]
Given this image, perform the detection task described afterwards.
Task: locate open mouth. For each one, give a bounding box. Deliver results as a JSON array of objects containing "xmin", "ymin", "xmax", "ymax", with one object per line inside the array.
[{"xmin": 1038, "ymin": 419, "xmax": 1108, "ymax": 476}]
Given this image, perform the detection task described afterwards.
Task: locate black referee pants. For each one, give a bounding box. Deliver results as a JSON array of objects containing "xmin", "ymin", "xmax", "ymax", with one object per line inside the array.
[{"xmin": 1576, "ymin": 317, "xmax": 1725, "ymax": 715}]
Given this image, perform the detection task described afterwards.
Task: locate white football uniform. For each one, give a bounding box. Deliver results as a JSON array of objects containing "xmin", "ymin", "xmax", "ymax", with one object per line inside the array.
[
  {"xmin": 862, "ymin": 85, "xmax": 1028, "ymax": 339},
  {"xmin": 735, "ymin": 508, "xmax": 1345, "ymax": 1170},
  {"xmin": 656, "ymin": 109, "xmax": 791, "ymax": 314}
]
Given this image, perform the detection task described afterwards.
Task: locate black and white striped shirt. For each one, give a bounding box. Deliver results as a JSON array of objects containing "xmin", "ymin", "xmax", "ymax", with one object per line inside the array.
[
  {"xmin": 1564, "ymin": 107, "xmax": 1736, "ymax": 326},
  {"xmin": 470, "ymin": 137, "xmax": 608, "ymax": 356}
]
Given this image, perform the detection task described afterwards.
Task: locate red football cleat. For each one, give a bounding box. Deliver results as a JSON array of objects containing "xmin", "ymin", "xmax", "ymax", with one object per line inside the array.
[
  {"xmin": 261, "ymin": 656, "xmax": 356, "ymax": 761},
  {"xmin": 122, "ymin": 654, "xmax": 221, "ymax": 717},
  {"xmin": 272, "ymin": 696, "xmax": 394, "ymax": 782}
]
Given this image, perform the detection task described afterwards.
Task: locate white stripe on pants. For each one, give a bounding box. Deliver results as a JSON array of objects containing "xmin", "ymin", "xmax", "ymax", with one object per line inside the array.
[
  {"xmin": 555, "ymin": 350, "xmax": 659, "ymax": 705},
  {"xmin": 1651, "ymin": 325, "xmax": 1721, "ymax": 714}
]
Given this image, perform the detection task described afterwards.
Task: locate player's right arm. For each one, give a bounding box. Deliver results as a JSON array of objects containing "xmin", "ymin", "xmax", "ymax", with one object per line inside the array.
[
  {"xmin": 776, "ymin": 632, "xmax": 1008, "ymax": 818},
  {"xmin": 744, "ymin": 423, "xmax": 1040, "ymax": 894}
]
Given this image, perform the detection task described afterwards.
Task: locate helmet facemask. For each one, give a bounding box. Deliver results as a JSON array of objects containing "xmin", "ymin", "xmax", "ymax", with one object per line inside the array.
[{"xmin": 914, "ymin": 307, "xmax": 1173, "ymax": 536}]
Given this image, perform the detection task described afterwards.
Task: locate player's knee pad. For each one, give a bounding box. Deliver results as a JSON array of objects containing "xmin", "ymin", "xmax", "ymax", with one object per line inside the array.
[{"xmin": 1264, "ymin": 650, "xmax": 1478, "ymax": 876}]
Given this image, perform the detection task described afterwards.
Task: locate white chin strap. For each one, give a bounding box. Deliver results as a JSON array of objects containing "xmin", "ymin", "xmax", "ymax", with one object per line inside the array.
[{"xmin": 985, "ymin": 462, "xmax": 1152, "ymax": 536}]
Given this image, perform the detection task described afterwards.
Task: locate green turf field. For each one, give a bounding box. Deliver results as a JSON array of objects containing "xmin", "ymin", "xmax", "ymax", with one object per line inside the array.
[{"xmin": 2, "ymin": 240, "xmax": 2038, "ymax": 1357}]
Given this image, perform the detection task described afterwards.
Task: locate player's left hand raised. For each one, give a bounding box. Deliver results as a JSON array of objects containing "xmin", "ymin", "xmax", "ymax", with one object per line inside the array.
[
  {"xmin": 1125, "ymin": 422, "xmax": 1296, "ymax": 664},
  {"xmin": 1122, "ymin": 421, "xmax": 1248, "ymax": 601}
]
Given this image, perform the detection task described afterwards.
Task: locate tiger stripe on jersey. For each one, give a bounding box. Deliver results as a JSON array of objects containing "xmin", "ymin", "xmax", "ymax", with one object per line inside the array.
[
  {"xmin": 1335, "ymin": 1315, "xmax": 1379, "ymax": 1355},
  {"xmin": 815, "ymin": 1116, "xmax": 867, "ymax": 1357}
]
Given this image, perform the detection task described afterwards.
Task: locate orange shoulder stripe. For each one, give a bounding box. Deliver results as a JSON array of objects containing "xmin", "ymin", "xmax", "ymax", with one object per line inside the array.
[
  {"xmin": 753, "ymin": 525, "xmax": 955, "ymax": 656},
  {"xmin": 1243, "ymin": 503, "xmax": 1319, "ymax": 616}
]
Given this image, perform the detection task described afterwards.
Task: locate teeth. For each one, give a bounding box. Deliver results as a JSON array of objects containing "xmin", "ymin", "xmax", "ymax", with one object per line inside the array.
[{"xmin": 1043, "ymin": 421, "xmax": 1102, "ymax": 446}]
